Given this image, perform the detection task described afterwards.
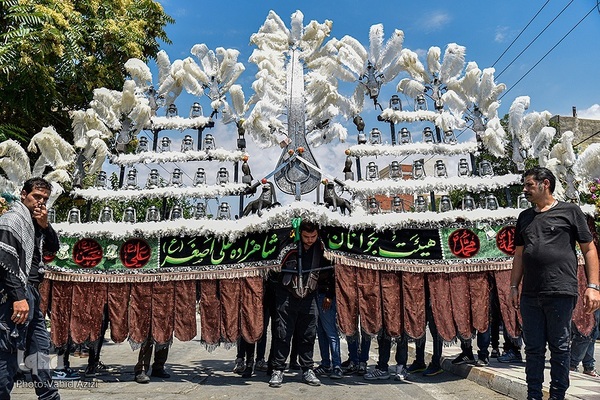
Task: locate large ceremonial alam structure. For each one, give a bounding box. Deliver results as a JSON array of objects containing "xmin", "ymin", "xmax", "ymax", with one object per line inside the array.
[{"xmin": 1, "ymin": 10, "xmax": 599, "ymax": 350}]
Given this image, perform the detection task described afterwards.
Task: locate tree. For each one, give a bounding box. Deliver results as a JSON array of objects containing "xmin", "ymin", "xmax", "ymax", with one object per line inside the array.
[{"xmin": 0, "ymin": 0, "xmax": 173, "ymax": 144}]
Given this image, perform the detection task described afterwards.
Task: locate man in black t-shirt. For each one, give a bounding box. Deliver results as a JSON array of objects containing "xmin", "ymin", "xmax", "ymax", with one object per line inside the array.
[{"xmin": 509, "ymin": 167, "xmax": 600, "ymax": 400}]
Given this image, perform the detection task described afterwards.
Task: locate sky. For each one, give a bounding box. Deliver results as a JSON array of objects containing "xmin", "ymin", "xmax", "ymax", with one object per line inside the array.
[{"xmin": 131, "ymin": 0, "xmax": 600, "ymax": 214}]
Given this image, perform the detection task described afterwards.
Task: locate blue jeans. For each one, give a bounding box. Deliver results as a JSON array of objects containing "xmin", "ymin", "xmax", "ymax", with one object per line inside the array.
[
  {"xmin": 0, "ymin": 284, "xmax": 59, "ymax": 400},
  {"xmin": 316, "ymin": 294, "xmax": 341, "ymax": 369},
  {"xmin": 570, "ymin": 309, "xmax": 599, "ymax": 370},
  {"xmin": 347, "ymin": 329, "xmax": 371, "ymax": 363},
  {"xmin": 461, "ymin": 327, "xmax": 492, "ymax": 360},
  {"xmin": 520, "ymin": 295, "xmax": 576, "ymax": 400}
]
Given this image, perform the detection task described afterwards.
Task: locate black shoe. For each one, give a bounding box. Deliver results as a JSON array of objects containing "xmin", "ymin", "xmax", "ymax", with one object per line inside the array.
[
  {"xmin": 451, "ymin": 351, "xmax": 476, "ymax": 365},
  {"xmin": 150, "ymin": 369, "xmax": 170, "ymax": 379},
  {"xmin": 242, "ymin": 361, "xmax": 254, "ymax": 378},
  {"xmin": 135, "ymin": 372, "xmax": 150, "ymax": 384}
]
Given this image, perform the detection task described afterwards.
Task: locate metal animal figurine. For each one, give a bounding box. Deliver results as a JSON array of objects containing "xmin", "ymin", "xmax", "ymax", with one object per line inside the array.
[
  {"xmin": 243, "ymin": 181, "xmax": 279, "ymax": 216},
  {"xmin": 323, "ymin": 181, "xmax": 351, "ymax": 215}
]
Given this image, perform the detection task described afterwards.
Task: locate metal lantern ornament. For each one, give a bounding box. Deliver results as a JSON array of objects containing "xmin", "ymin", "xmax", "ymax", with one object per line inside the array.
[
  {"xmin": 462, "ymin": 194, "xmax": 476, "ymax": 210},
  {"xmin": 190, "ymin": 102, "xmax": 203, "ymax": 118},
  {"xmin": 146, "ymin": 168, "xmax": 160, "ymax": 189},
  {"xmin": 125, "ymin": 168, "xmax": 138, "ymax": 189},
  {"xmin": 122, "ymin": 207, "xmax": 136, "ymax": 223},
  {"xmin": 68, "ymin": 207, "xmax": 81, "ymax": 224},
  {"xmin": 415, "ymin": 94, "xmax": 427, "ymax": 111},
  {"xmin": 442, "ymin": 129, "xmax": 457, "ymax": 144},
  {"xmin": 365, "ymin": 161, "xmax": 380, "ymax": 181},
  {"xmin": 216, "ymin": 167, "xmax": 230, "ymax": 185},
  {"xmin": 145, "ymin": 205, "xmax": 160, "ymax": 222},
  {"xmin": 181, "ymin": 135, "xmax": 194, "ymax": 151},
  {"xmin": 99, "ymin": 206, "xmax": 114, "ymax": 223},
  {"xmin": 170, "ymin": 168, "xmax": 184, "ymax": 187},
  {"xmin": 392, "ymin": 195, "xmax": 405, "ymax": 213},
  {"xmin": 440, "ymin": 195, "xmax": 453, "ymax": 212},
  {"xmin": 398, "ymin": 127, "xmax": 412, "ymax": 144},
  {"xmin": 47, "ymin": 208, "xmax": 56, "ymax": 224},
  {"xmin": 414, "ymin": 195, "xmax": 428, "ymax": 212},
  {"xmin": 457, "ymin": 158, "xmax": 471, "ymax": 177},
  {"xmin": 412, "ymin": 159, "xmax": 426, "ymax": 180},
  {"xmin": 193, "ymin": 203, "xmax": 207, "ymax": 219},
  {"xmin": 217, "ymin": 202, "xmax": 231, "ymax": 220},
  {"xmin": 95, "ymin": 170, "xmax": 107, "ymax": 189},
  {"xmin": 137, "ymin": 136, "xmax": 149, "ymax": 153},
  {"xmin": 479, "ymin": 160, "xmax": 494, "ymax": 177},
  {"xmin": 203, "ymin": 134, "xmax": 216, "ymax": 150},
  {"xmin": 166, "ymin": 103, "xmax": 178, "ymax": 118},
  {"xmin": 160, "ymin": 136, "xmax": 171, "ymax": 152},
  {"xmin": 194, "ymin": 168, "xmax": 206, "ymax": 186},
  {"xmin": 369, "ymin": 128, "xmax": 382, "ymax": 145},
  {"xmin": 422, "ymin": 127, "xmax": 435, "ymax": 143},
  {"xmin": 485, "ymin": 194, "xmax": 499, "ymax": 210},
  {"xmin": 367, "ymin": 197, "xmax": 380, "ymax": 214},
  {"xmin": 389, "ymin": 160, "xmax": 402, "ymax": 180},
  {"xmin": 170, "ymin": 204, "xmax": 183, "ymax": 220},
  {"xmin": 518, "ymin": 193, "xmax": 531, "ymax": 209},
  {"xmin": 357, "ymin": 131, "xmax": 367, "ymax": 145},
  {"xmin": 390, "ymin": 94, "xmax": 402, "ymax": 111},
  {"xmin": 434, "ymin": 160, "xmax": 448, "ymax": 178}
]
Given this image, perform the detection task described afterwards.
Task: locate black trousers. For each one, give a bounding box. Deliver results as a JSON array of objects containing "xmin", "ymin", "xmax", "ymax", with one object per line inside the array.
[
  {"xmin": 134, "ymin": 340, "xmax": 169, "ymax": 374},
  {"xmin": 270, "ymin": 286, "xmax": 318, "ymax": 372}
]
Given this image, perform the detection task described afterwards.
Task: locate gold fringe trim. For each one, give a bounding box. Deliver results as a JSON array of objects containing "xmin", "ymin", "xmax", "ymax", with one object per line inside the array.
[
  {"xmin": 324, "ymin": 250, "xmax": 513, "ymax": 273},
  {"xmin": 44, "ymin": 264, "xmax": 279, "ymax": 283}
]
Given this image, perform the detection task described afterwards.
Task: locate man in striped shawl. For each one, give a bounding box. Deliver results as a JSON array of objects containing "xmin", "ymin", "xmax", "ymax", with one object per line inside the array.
[{"xmin": 0, "ymin": 177, "xmax": 60, "ymax": 400}]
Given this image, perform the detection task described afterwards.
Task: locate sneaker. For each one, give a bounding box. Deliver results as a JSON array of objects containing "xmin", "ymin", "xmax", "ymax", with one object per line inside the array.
[
  {"xmin": 422, "ymin": 363, "xmax": 443, "ymax": 377},
  {"xmin": 474, "ymin": 358, "xmax": 489, "ymax": 367},
  {"xmin": 52, "ymin": 367, "xmax": 80, "ymax": 381},
  {"xmin": 394, "ymin": 365, "xmax": 408, "ymax": 381},
  {"xmin": 269, "ymin": 370, "xmax": 284, "ymax": 387},
  {"xmin": 84, "ymin": 361, "xmax": 113, "ymax": 377},
  {"xmin": 341, "ymin": 359, "xmax": 351, "ymax": 368},
  {"xmin": 364, "ymin": 368, "xmax": 390, "ymax": 380},
  {"xmin": 406, "ymin": 361, "xmax": 427, "ymax": 373},
  {"xmin": 357, "ymin": 361, "xmax": 367, "ymax": 375},
  {"xmin": 497, "ymin": 349, "xmax": 522, "ymax": 363},
  {"xmin": 233, "ymin": 357, "xmax": 246, "ymax": 374},
  {"xmin": 451, "ymin": 351, "xmax": 476, "ymax": 365},
  {"xmin": 302, "ymin": 369, "xmax": 321, "ymax": 386},
  {"xmin": 313, "ymin": 364, "xmax": 332, "ymax": 376},
  {"xmin": 583, "ymin": 369, "xmax": 600, "ymax": 378},
  {"xmin": 134, "ymin": 372, "xmax": 150, "ymax": 384},
  {"xmin": 242, "ymin": 362, "xmax": 254, "ymax": 378},
  {"xmin": 490, "ymin": 348, "xmax": 500, "ymax": 358},
  {"xmin": 330, "ymin": 366, "xmax": 343, "ymax": 379},
  {"xmin": 344, "ymin": 361, "xmax": 359, "ymax": 375},
  {"xmin": 255, "ymin": 359, "xmax": 268, "ymax": 372}
]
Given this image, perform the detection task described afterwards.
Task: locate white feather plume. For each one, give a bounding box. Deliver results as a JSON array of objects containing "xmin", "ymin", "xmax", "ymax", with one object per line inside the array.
[
  {"xmin": 480, "ymin": 117, "xmax": 506, "ymax": 157},
  {"xmin": 439, "ymin": 43, "xmax": 466, "ymax": 83},
  {"xmin": 27, "ymin": 126, "xmax": 75, "ymax": 176},
  {"xmin": 0, "ymin": 139, "xmax": 31, "ymax": 186},
  {"xmin": 529, "ymin": 126, "xmax": 555, "ymax": 158},
  {"xmin": 508, "ymin": 96, "xmax": 530, "ymax": 140},
  {"xmin": 426, "ymin": 47, "xmax": 441, "ymax": 77},
  {"xmin": 573, "ymin": 143, "xmax": 600, "ymax": 185},
  {"xmin": 124, "ymin": 58, "xmax": 152, "ymax": 87},
  {"xmin": 398, "ymin": 49, "xmax": 427, "ymax": 81},
  {"xmin": 397, "ymin": 78, "xmax": 425, "ymax": 99},
  {"xmin": 369, "ymin": 24, "xmax": 384, "ymax": 65}
]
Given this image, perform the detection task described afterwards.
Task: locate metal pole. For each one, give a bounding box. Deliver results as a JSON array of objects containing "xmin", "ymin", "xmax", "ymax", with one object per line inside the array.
[
  {"xmin": 390, "ymin": 121, "xmax": 396, "ymax": 146},
  {"xmin": 429, "ymin": 191, "xmax": 437, "ymax": 212}
]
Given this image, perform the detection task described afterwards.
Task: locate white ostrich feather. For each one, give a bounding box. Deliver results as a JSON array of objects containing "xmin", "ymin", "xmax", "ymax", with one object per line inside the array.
[
  {"xmin": 426, "ymin": 46, "xmax": 441, "ymax": 77},
  {"xmin": 91, "ymin": 88, "xmax": 122, "ymax": 130},
  {"xmin": 28, "ymin": 126, "xmax": 76, "ymax": 176},
  {"xmin": 544, "ymin": 158, "xmax": 566, "ymax": 200},
  {"xmin": 455, "ymin": 62, "xmax": 480, "ymax": 102},
  {"xmin": 0, "ymin": 139, "xmax": 31, "ymax": 184},
  {"xmin": 250, "ymin": 11, "xmax": 290, "ymax": 49},
  {"xmin": 220, "ymin": 63, "xmax": 245, "ymax": 94},
  {"xmin": 549, "ymin": 131, "xmax": 576, "ymax": 168},
  {"xmin": 483, "ymin": 101, "xmax": 500, "ymax": 120},
  {"xmin": 290, "ymin": 10, "xmax": 304, "ymax": 44},
  {"xmin": 124, "ymin": 58, "xmax": 152, "ymax": 87},
  {"xmin": 182, "ymin": 57, "xmax": 210, "ymax": 87},
  {"xmin": 441, "ymin": 90, "xmax": 467, "ymax": 117},
  {"xmin": 398, "ymin": 49, "xmax": 427, "ymax": 82},
  {"xmin": 120, "ymin": 80, "xmax": 137, "ymax": 114},
  {"xmin": 522, "ymin": 110, "xmax": 552, "ymax": 149},
  {"xmin": 307, "ymin": 121, "xmax": 347, "ymax": 147},
  {"xmin": 397, "ymin": 78, "xmax": 425, "ymax": 99},
  {"xmin": 369, "ymin": 24, "xmax": 384, "ymax": 65},
  {"xmin": 337, "ymin": 35, "xmax": 368, "ymax": 77},
  {"xmin": 378, "ymin": 29, "xmax": 404, "ymax": 73},
  {"xmin": 301, "ymin": 20, "xmax": 332, "ymax": 58},
  {"xmin": 529, "ymin": 126, "xmax": 556, "ymax": 158},
  {"xmin": 508, "ymin": 96, "xmax": 530, "ymax": 140},
  {"xmin": 538, "ymin": 149, "xmax": 550, "ymax": 167},
  {"xmin": 229, "ymin": 85, "xmax": 247, "ymax": 117},
  {"xmin": 155, "ymin": 50, "xmax": 171, "ymax": 85},
  {"xmin": 216, "ymin": 47, "xmax": 241, "ymax": 78},
  {"xmin": 439, "ymin": 43, "xmax": 466, "ymax": 83},
  {"xmin": 478, "ymin": 68, "xmax": 506, "ymax": 112},
  {"xmin": 573, "ymin": 143, "xmax": 600, "ymax": 184},
  {"xmin": 481, "ymin": 117, "xmax": 507, "ymax": 157}
]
